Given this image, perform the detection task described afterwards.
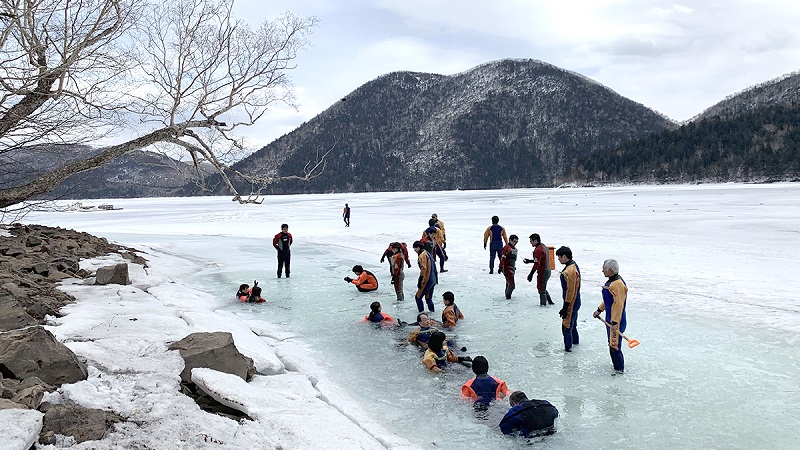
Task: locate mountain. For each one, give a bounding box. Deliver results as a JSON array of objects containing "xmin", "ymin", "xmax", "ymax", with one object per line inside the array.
[
  {"xmin": 222, "ymin": 59, "xmax": 677, "ymax": 194},
  {"xmin": 0, "ymin": 144, "xmax": 211, "ymax": 200},
  {"xmin": 693, "ymin": 71, "xmax": 800, "ymax": 121},
  {"xmin": 571, "ymin": 104, "xmax": 800, "ymax": 184}
]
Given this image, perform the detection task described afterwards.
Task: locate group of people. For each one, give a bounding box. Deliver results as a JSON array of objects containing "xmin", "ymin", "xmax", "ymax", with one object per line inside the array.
[{"xmin": 259, "ymin": 211, "xmax": 631, "ymax": 438}]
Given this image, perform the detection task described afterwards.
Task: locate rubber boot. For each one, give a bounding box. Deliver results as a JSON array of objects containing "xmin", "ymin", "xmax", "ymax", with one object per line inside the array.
[
  {"xmin": 546, "ymin": 291, "xmax": 554, "ymax": 305},
  {"xmin": 539, "ymin": 293, "xmax": 548, "ymax": 306}
]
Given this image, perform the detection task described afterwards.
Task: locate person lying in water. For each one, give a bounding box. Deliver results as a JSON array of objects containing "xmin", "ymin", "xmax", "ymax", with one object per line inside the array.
[{"xmin": 422, "ymin": 331, "xmax": 471, "ymax": 373}]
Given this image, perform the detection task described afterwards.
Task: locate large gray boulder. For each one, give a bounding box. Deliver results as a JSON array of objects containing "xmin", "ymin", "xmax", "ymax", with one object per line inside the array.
[
  {"xmin": 0, "ymin": 326, "xmax": 87, "ymax": 385},
  {"xmin": 39, "ymin": 404, "xmax": 122, "ymax": 444},
  {"xmin": 168, "ymin": 332, "xmax": 256, "ymax": 384},
  {"xmin": 95, "ymin": 263, "xmax": 130, "ymax": 285},
  {"xmin": 0, "ymin": 293, "xmax": 37, "ymax": 331}
]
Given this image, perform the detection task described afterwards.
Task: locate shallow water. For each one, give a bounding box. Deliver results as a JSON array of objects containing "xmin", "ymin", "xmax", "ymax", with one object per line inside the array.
[{"xmin": 29, "ymin": 184, "xmax": 800, "ymax": 449}]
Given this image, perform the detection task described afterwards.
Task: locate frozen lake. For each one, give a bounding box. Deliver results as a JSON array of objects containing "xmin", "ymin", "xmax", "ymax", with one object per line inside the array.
[{"xmin": 26, "ymin": 183, "xmax": 800, "ymax": 449}]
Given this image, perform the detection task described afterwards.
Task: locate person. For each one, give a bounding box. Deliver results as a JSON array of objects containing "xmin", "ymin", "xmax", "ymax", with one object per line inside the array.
[
  {"xmin": 272, "ymin": 224, "xmax": 292, "ymax": 278},
  {"xmin": 441, "ymin": 291, "xmax": 464, "ymax": 329},
  {"xmin": 431, "ymin": 213, "xmax": 446, "ymax": 248},
  {"xmin": 236, "ymin": 283, "xmax": 250, "ymax": 301},
  {"xmin": 524, "ymin": 233, "xmax": 554, "ymax": 306},
  {"xmin": 461, "ymin": 356, "xmax": 510, "ymax": 405},
  {"xmin": 499, "ymin": 391, "xmax": 559, "ymax": 437},
  {"xmin": 381, "ymin": 241, "xmax": 411, "ymax": 276},
  {"xmin": 390, "ymin": 243, "xmax": 406, "ymax": 301},
  {"xmin": 422, "ymin": 331, "xmax": 470, "ymax": 373},
  {"xmin": 421, "ymin": 220, "xmax": 447, "ymax": 272},
  {"xmin": 412, "ymin": 240, "xmax": 437, "ymax": 313},
  {"xmin": 483, "ymin": 216, "xmax": 508, "ymax": 274},
  {"xmin": 499, "ymin": 235, "xmax": 519, "ymax": 299},
  {"xmin": 342, "ymin": 203, "xmax": 350, "ymax": 227},
  {"xmin": 344, "ymin": 265, "xmax": 379, "ymax": 292},
  {"xmin": 407, "ymin": 312, "xmax": 440, "ymax": 348},
  {"xmin": 364, "ymin": 301, "xmax": 396, "ymax": 325},
  {"xmin": 593, "ymin": 259, "xmax": 628, "ymax": 373},
  {"xmin": 556, "ymin": 246, "xmax": 581, "ymax": 352},
  {"xmin": 246, "ymin": 285, "xmax": 266, "ymax": 303}
]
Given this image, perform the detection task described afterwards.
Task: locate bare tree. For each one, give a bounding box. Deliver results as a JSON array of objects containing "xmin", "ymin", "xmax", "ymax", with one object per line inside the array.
[{"xmin": 0, "ymin": 0, "xmax": 321, "ymax": 210}]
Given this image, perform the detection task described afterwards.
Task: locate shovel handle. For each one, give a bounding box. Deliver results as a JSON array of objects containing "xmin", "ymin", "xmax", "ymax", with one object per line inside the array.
[{"xmin": 595, "ymin": 315, "xmax": 639, "ymax": 348}]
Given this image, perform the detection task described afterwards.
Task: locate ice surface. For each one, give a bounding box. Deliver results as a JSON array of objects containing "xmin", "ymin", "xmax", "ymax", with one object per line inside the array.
[{"xmin": 12, "ymin": 183, "xmax": 800, "ymax": 449}]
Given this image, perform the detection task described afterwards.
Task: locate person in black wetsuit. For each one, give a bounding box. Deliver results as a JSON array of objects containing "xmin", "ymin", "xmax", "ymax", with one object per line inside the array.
[
  {"xmin": 272, "ymin": 223, "xmax": 293, "ymax": 278},
  {"xmin": 499, "ymin": 391, "xmax": 559, "ymax": 437}
]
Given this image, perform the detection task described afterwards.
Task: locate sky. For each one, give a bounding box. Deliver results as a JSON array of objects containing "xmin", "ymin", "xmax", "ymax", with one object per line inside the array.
[{"xmin": 228, "ymin": 0, "xmax": 800, "ymax": 149}]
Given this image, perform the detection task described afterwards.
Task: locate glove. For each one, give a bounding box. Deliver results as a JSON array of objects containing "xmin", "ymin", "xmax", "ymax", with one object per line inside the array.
[
  {"xmin": 407, "ymin": 263, "xmax": 412, "ymax": 268},
  {"xmin": 526, "ymin": 273, "xmax": 533, "ymax": 282},
  {"xmin": 344, "ymin": 277, "xmax": 353, "ymax": 283},
  {"xmin": 498, "ymin": 267, "xmax": 504, "ymax": 275},
  {"xmin": 458, "ymin": 356, "xmax": 472, "ymax": 363},
  {"xmin": 593, "ymin": 309, "xmax": 601, "ymax": 318},
  {"xmin": 558, "ymin": 304, "xmax": 568, "ymax": 319},
  {"xmin": 390, "ymin": 279, "xmax": 395, "ymax": 285},
  {"xmin": 380, "ymin": 257, "xmax": 385, "ymax": 263},
  {"xmin": 523, "ymin": 258, "xmax": 533, "ymax": 264},
  {"xmin": 253, "ymin": 280, "xmax": 258, "ymax": 287}
]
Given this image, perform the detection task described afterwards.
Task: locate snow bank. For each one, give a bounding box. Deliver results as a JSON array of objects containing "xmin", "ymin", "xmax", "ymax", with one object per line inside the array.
[{"xmin": 0, "ymin": 409, "xmax": 44, "ymax": 450}]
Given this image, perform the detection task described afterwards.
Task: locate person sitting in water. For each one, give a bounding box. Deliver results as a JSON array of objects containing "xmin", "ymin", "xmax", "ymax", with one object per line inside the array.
[
  {"xmin": 363, "ymin": 301, "xmax": 396, "ymax": 325},
  {"xmin": 407, "ymin": 312, "xmax": 441, "ymax": 349},
  {"xmin": 499, "ymin": 391, "xmax": 559, "ymax": 438},
  {"xmin": 344, "ymin": 265, "xmax": 379, "ymax": 292},
  {"xmin": 236, "ymin": 283, "xmax": 250, "ymax": 302},
  {"xmin": 246, "ymin": 285, "xmax": 266, "ymax": 303},
  {"xmin": 441, "ymin": 291, "xmax": 464, "ymax": 329},
  {"xmin": 461, "ymin": 356, "xmax": 510, "ymax": 405},
  {"xmin": 422, "ymin": 331, "xmax": 471, "ymax": 373}
]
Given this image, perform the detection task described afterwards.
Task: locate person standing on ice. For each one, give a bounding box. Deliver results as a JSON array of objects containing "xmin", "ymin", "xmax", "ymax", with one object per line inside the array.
[
  {"xmin": 413, "ymin": 240, "xmax": 437, "ymax": 313},
  {"xmin": 431, "ymin": 213, "xmax": 446, "ymax": 248},
  {"xmin": 483, "ymin": 216, "xmax": 508, "ymax": 274},
  {"xmin": 342, "ymin": 203, "xmax": 350, "ymax": 227},
  {"xmin": 593, "ymin": 259, "xmax": 628, "ymax": 373},
  {"xmin": 524, "ymin": 233, "xmax": 554, "ymax": 306},
  {"xmin": 499, "ymin": 235, "xmax": 519, "ymax": 299},
  {"xmin": 272, "ymin": 223, "xmax": 293, "ymax": 278},
  {"xmin": 390, "ymin": 243, "xmax": 406, "ymax": 301},
  {"xmin": 556, "ymin": 246, "xmax": 581, "ymax": 352}
]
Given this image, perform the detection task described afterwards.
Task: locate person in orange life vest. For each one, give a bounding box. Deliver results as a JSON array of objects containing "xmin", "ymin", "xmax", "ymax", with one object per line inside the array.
[
  {"xmin": 499, "ymin": 235, "xmax": 519, "ymax": 299},
  {"xmin": 246, "ymin": 285, "xmax": 266, "ymax": 303},
  {"xmin": 422, "ymin": 331, "xmax": 471, "ymax": 372},
  {"xmin": 272, "ymin": 223, "xmax": 292, "ymax": 278},
  {"xmin": 343, "ymin": 265, "xmax": 379, "ymax": 292},
  {"xmin": 363, "ymin": 301, "xmax": 397, "ymax": 325},
  {"xmin": 431, "ymin": 213, "xmax": 446, "ymax": 249},
  {"xmin": 236, "ymin": 283, "xmax": 250, "ymax": 302},
  {"xmin": 407, "ymin": 312, "xmax": 441, "ymax": 349},
  {"xmin": 441, "ymin": 291, "xmax": 463, "ymax": 329},
  {"xmin": 421, "ymin": 219, "xmax": 448, "ymax": 272},
  {"xmin": 524, "ymin": 233, "xmax": 555, "ymax": 306},
  {"xmin": 483, "ymin": 216, "xmax": 508, "ymax": 274},
  {"xmin": 413, "ymin": 241, "xmax": 437, "ymax": 312},
  {"xmin": 592, "ymin": 258, "xmax": 628, "ymax": 373},
  {"xmin": 390, "ymin": 243, "xmax": 406, "ymax": 301},
  {"xmin": 556, "ymin": 246, "xmax": 581, "ymax": 352},
  {"xmin": 461, "ymin": 356, "xmax": 510, "ymax": 405},
  {"xmin": 381, "ymin": 242, "xmax": 411, "ymax": 276}
]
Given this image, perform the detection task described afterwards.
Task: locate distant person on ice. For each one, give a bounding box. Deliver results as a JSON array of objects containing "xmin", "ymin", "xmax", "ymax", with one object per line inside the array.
[
  {"xmin": 556, "ymin": 246, "xmax": 581, "ymax": 352},
  {"xmin": 413, "ymin": 240, "xmax": 437, "ymax": 313},
  {"xmin": 593, "ymin": 258, "xmax": 628, "ymax": 373},
  {"xmin": 421, "ymin": 222, "xmax": 447, "ymax": 272},
  {"xmin": 344, "ymin": 265, "xmax": 379, "ymax": 292},
  {"xmin": 499, "ymin": 235, "xmax": 519, "ymax": 299},
  {"xmin": 524, "ymin": 233, "xmax": 554, "ymax": 306},
  {"xmin": 272, "ymin": 224, "xmax": 292, "ymax": 278},
  {"xmin": 343, "ymin": 203, "xmax": 350, "ymax": 227},
  {"xmin": 483, "ymin": 216, "xmax": 508, "ymax": 274},
  {"xmin": 431, "ymin": 213, "xmax": 446, "ymax": 248},
  {"xmin": 461, "ymin": 356, "xmax": 510, "ymax": 405},
  {"xmin": 499, "ymin": 391, "xmax": 559, "ymax": 437}
]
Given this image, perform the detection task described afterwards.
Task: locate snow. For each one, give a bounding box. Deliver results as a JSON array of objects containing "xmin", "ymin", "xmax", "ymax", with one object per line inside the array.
[
  {"xmin": 0, "ymin": 409, "xmax": 43, "ymax": 450},
  {"xmin": 4, "ymin": 183, "xmax": 800, "ymax": 449}
]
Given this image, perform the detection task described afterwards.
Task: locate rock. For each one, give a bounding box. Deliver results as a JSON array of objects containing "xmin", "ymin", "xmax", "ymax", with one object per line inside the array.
[
  {"xmin": 0, "ymin": 294, "xmax": 37, "ymax": 331},
  {"xmin": 40, "ymin": 404, "xmax": 122, "ymax": 443},
  {"xmin": 121, "ymin": 251, "xmax": 148, "ymax": 267},
  {"xmin": 0, "ymin": 398, "xmax": 26, "ymax": 410},
  {"xmin": 25, "ymin": 235, "xmax": 43, "ymax": 247},
  {"xmin": 95, "ymin": 263, "xmax": 129, "ymax": 285},
  {"xmin": 0, "ymin": 326, "xmax": 88, "ymax": 385},
  {"xmin": 32, "ymin": 261, "xmax": 50, "ymax": 276},
  {"xmin": 168, "ymin": 332, "xmax": 256, "ymax": 384},
  {"xmin": 11, "ymin": 377, "xmax": 55, "ymax": 409},
  {"xmin": 51, "ymin": 257, "xmax": 80, "ymax": 273}
]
